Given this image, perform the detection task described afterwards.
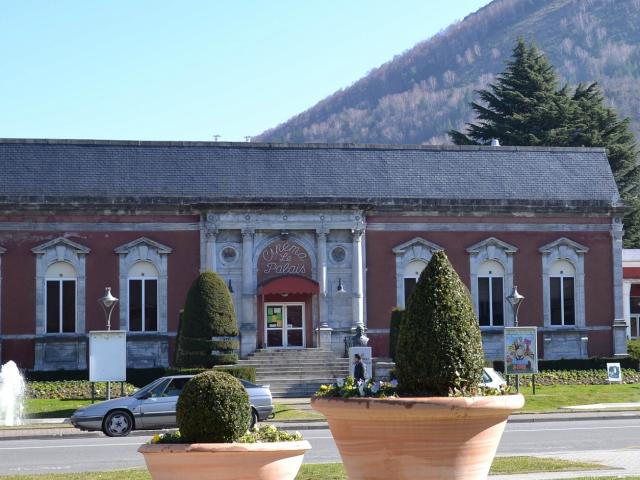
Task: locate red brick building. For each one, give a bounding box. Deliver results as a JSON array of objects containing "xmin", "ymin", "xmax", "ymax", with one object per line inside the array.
[{"xmin": 0, "ymin": 139, "xmax": 628, "ymax": 370}]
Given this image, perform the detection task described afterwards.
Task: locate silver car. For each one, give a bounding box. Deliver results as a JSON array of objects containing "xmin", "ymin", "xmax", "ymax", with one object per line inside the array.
[{"xmin": 70, "ymin": 375, "xmax": 274, "ymax": 437}]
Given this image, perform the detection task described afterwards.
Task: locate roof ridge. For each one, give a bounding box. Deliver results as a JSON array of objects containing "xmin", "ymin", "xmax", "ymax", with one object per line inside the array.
[{"xmin": 0, "ymin": 137, "xmax": 607, "ymax": 153}]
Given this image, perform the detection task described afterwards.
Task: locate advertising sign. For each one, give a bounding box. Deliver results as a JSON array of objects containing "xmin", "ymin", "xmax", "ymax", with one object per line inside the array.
[
  {"xmin": 504, "ymin": 327, "xmax": 538, "ymax": 375},
  {"xmin": 607, "ymin": 362, "xmax": 622, "ymax": 383},
  {"xmin": 89, "ymin": 330, "xmax": 127, "ymax": 382}
]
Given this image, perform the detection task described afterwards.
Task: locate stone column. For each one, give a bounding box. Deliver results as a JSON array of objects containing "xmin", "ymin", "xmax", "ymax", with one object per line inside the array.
[
  {"xmin": 240, "ymin": 228, "xmax": 256, "ymax": 356},
  {"xmin": 351, "ymin": 228, "xmax": 365, "ymax": 330},
  {"xmin": 611, "ymin": 218, "xmax": 628, "ymax": 355},
  {"xmin": 316, "ymin": 229, "xmax": 332, "ymax": 348},
  {"xmin": 623, "ymin": 280, "xmax": 632, "ymax": 339},
  {"xmin": 205, "ymin": 227, "xmax": 218, "ymax": 272}
]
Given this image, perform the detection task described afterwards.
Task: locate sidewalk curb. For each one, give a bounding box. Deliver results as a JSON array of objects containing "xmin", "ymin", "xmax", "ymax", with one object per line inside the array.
[{"xmin": 2, "ymin": 411, "xmax": 639, "ymax": 441}]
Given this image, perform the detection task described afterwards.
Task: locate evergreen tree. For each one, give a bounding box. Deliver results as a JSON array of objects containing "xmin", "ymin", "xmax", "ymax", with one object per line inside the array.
[
  {"xmin": 395, "ymin": 251, "xmax": 484, "ymax": 396},
  {"xmin": 450, "ymin": 39, "xmax": 640, "ymax": 247},
  {"xmin": 174, "ymin": 271, "xmax": 239, "ymax": 367}
]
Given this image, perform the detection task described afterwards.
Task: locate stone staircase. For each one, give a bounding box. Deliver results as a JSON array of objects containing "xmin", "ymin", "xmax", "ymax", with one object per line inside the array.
[{"xmin": 237, "ymin": 348, "xmax": 349, "ymax": 397}]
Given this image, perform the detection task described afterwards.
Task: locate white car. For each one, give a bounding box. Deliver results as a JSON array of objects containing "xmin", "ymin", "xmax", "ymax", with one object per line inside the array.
[{"xmin": 482, "ymin": 367, "xmax": 507, "ymax": 389}]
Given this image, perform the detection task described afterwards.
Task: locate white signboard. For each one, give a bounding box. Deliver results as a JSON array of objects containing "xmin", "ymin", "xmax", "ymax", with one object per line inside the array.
[
  {"xmin": 348, "ymin": 346, "xmax": 372, "ymax": 381},
  {"xmin": 89, "ymin": 330, "xmax": 127, "ymax": 382},
  {"xmin": 607, "ymin": 362, "xmax": 622, "ymax": 383}
]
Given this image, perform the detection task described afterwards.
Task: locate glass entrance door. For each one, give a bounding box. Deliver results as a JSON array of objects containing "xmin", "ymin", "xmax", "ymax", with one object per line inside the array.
[{"xmin": 265, "ymin": 303, "xmax": 304, "ymax": 348}]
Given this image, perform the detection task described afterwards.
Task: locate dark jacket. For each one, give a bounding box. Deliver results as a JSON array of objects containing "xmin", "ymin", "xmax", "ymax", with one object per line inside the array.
[{"xmin": 354, "ymin": 361, "xmax": 365, "ymax": 382}]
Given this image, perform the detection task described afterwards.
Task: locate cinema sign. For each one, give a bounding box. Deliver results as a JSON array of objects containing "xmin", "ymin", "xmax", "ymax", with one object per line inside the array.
[{"xmin": 257, "ymin": 240, "xmax": 312, "ymax": 283}]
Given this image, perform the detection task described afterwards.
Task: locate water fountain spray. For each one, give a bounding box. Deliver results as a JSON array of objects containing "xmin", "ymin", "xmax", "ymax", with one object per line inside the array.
[{"xmin": 0, "ymin": 361, "xmax": 26, "ymax": 426}]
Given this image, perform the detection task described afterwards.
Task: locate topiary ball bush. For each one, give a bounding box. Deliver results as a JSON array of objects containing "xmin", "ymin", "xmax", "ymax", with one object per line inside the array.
[
  {"xmin": 176, "ymin": 370, "xmax": 250, "ymax": 443},
  {"xmin": 395, "ymin": 250, "xmax": 485, "ymax": 396}
]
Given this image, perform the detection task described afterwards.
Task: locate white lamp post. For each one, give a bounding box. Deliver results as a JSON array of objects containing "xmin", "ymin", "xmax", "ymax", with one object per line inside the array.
[
  {"xmin": 98, "ymin": 287, "xmax": 119, "ymax": 331},
  {"xmin": 506, "ymin": 286, "xmax": 525, "ymax": 392}
]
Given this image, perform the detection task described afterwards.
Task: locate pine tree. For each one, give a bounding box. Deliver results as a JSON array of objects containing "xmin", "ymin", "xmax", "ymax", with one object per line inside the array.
[{"xmin": 450, "ymin": 39, "xmax": 640, "ymax": 247}]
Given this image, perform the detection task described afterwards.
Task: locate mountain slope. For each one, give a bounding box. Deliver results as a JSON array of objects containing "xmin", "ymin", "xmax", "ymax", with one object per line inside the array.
[{"xmin": 255, "ymin": 0, "xmax": 640, "ymax": 145}]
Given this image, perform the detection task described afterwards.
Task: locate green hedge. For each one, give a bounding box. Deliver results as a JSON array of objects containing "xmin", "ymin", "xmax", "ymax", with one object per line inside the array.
[
  {"xmin": 492, "ymin": 356, "xmax": 639, "ymax": 372},
  {"xmin": 23, "ymin": 365, "xmax": 256, "ymax": 388}
]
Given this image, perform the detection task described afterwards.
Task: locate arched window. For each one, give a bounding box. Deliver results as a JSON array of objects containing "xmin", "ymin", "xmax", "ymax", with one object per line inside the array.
[
  {"xmin": 392, "ymin": 237, "xmax": 443, "ymax": 308},
  {"xmin": 115, "ymin": 237, "xmax": 171, "ymax": 333},
  {"xmin": 403, "ymin": 260, "xmax": 427, "ymax": 306},
  {"xmin": 45, "ymin": 262, "xmax": 77, "ymax": 333},
  {"xmin": 477, "ymin": 260, "xmax": 505, "ymax": 326},
  {"xmin": 549, "ymin": 259, "xmax": 576, "ymax": 326},
  {"xmin": 540, "ymin": 237, "xmax": 587, "ymax": 328},
  {"xmin": 128, "ymin": 261, "xmax": 158, "ymax": 332}
]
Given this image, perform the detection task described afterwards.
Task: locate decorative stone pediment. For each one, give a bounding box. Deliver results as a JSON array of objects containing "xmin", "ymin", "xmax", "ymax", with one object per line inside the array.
[
  {"xmin": 539, "ymin": 237, "xmax": 589, "ymax": 255},
  {"xmin": 32, "ymin": 237, "xmax": 90, "ymax": 256},
  {"xmin": 114, "ymin": 237, "xmax": 172, "ymax": 255},
  {"xmin": 467, "ymin": 237, "xmax": 517, "ymax": 255},
  {"xmin": 392, "ymin": 237, "xmax": 443, "ymax": 256}
]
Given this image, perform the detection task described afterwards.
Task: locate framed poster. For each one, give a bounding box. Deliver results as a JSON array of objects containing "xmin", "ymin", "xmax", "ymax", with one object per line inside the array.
[
  {"xmin": 504, "ymin": 327, "xmax": 538, "ymax": 375},
  {"xmin": 89, "ymin": 330, "xmax": 127, "ymax": 382},
  {"xmin": 607, "ymin": 362, "xmax": 622, "ymax": 383}
]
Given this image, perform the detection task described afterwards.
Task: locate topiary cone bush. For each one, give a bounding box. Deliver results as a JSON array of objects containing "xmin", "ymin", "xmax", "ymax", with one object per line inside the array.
[
  {"xmin": 174, "ymin": 271, "xmax": 239, "ymax": 368},
  {"xmin": 176, "ymin": 370, "xmax": 251, "ymax": 443},
  {"xmin": 389, "ymin": 308, "xmax": 404, "ymax": 362},
  {"xmin": 396, "ymin": 251, "xmax": 485, "ymax": 396}
]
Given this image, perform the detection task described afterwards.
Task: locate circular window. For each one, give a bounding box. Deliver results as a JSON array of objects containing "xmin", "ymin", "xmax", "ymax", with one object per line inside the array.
[
  {"xmin": 220, "ymin": 246, "xmax": 238, "ymax": 265},
  {"xmin": 330, "ymin": 246, "xmax": 347, "ymax": 264}
]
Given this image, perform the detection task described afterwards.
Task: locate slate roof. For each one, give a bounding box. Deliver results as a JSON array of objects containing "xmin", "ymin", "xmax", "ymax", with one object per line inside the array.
[{"xmin": 0, "ymin": 139, "xmax": 621, "ymax": 211}]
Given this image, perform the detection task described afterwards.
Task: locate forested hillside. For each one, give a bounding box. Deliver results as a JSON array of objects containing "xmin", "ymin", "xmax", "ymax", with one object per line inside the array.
[{"xmin": 256, "ymin": 0, "xmax": 640, "ymax": 145}]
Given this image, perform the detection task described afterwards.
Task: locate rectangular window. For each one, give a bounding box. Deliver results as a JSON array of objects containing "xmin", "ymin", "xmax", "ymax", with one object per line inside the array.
[
  {"xmin": 478, "ymin": 277, "xmax": 503, "ymax": 326},
  {"xmin": 478, "ymin": 277, "xmax": 490, "ymax": 326},
  {"xmin": 550, "ymin": 277, "xmax": 562, "ymax": 325},
  {"xmin": 404, "ymin": 278, "xmax": 417, "ymax": 307},
  {"xmin": 129, "ymin": 278, "xmax": 158, "ymax": 332},
  {"xmin": 631, "ymin": 316, "xmax": 639, "ymax": 339},
  {"xmin": 563, "ymin": 277, "xmax": 575, "ymax": 325},
  {"xmin": 630, "ymin": 297, "xmax": 640, "ymax": 315},
  {"xmin": 491, "ymin": 277, "xmax": 504, "ymax": 326},
  {"xmin": 550, "ymin": 276, "xmax": 574, "ymax": 326},
  {"xmin": 46, "ymin": 280, "xmax": 76, "ymax": 333},
  {"xmin": 129, "ymin": 280, "xmax": 142, "ymax": 331}
]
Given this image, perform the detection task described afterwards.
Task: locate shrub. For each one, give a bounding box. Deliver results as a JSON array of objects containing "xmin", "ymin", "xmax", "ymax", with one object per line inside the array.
[
  {"xmin": 174, "ymin": 271, "xmax": 239, "ymax": 367},
  {"xmin": 176, "ymin": 370, "xmax": 251, "ymax": 443},
  {"xmin": 629, "ymin": 339, "xmax": 640, "ymax": 367},
  {"xmin": 395, "ymin": 251, "xmax": 484, "ymax": 396},
  {"xmin": 389, "ymin": 308, "xmax": 404, "ymax": 361}
]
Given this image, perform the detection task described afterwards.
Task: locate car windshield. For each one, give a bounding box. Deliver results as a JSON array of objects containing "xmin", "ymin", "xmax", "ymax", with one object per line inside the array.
[{"xmin": 133, "ymin": 378, "xmax": 169, "ymax": 399}]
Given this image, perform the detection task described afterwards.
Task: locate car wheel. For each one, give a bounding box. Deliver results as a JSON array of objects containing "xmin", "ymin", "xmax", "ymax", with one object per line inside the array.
[
  {"xmin": 249, "ymin": 408, "xmax": 259, "ymax": 429},
  {"xmin": 103, "ymin": 410, "xmax": 133, "ymax": 437}
]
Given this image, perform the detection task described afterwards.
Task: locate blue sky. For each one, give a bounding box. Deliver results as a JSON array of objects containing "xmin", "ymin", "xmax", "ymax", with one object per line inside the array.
[{"xmin": 0, "ymin": 1, "xmax": 489, "ymax": 141}]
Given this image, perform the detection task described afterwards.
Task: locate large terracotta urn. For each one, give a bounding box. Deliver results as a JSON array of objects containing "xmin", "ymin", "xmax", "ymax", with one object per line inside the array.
[
  {"xmin": 311, "ymin": 394, "xmax": 524, "ymax": 480},
  {"xmin": 138, "ymin": 440, "xmax": 311, "ymax": 480}
]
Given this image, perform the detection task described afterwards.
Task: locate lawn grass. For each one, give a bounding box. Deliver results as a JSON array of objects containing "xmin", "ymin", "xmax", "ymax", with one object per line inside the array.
[
  {"xmin": 0, "ymin": 457, "xmax": 614, "ymax": 479},
  {"xmin": 520, "ymin": 383, "xmax": 640, "ymax": 412},
  {"xmin": 272, "ymin": 403, "xmax": 325, "ymax": 421},
  {"xmin": 24, "ymin": 399, "xmax": 92, "ymax": 419}
]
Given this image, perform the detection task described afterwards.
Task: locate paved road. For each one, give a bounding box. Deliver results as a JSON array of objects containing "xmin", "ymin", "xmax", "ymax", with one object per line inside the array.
[{"xmin": 1, "ymin": 418, "xmax": 639, "ymax": 476}]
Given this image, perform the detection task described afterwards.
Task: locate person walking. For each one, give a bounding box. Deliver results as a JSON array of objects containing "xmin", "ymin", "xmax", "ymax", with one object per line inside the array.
[{"xmin": 353, "ymin": 353, "xmax": 366, "ymax": 382}]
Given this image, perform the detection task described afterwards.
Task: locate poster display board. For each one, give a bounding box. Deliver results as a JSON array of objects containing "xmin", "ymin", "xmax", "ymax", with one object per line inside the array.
[
  {"xmin": 504, "ymin": 327, "xmax": 538, "ymax": 375},
  {"xmin": 89, "ymin": 330, "xmax": 127, "ymax": 382},
  {"xmin": 348, "ymin": 346, "xmax": 372, "ymax": 380},
  {"xmin": 607, "ymin": 362, "xmax": 622, "ymax": 383}
]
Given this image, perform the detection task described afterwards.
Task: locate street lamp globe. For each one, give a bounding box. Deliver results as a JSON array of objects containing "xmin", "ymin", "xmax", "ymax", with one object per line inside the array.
[
  {"xmin": 98, "ymin": 287, "xmax": 119, "ymax": 331},
  {"xmin": 506, "ymin": 285, "xmax": 524, "ymax": 327}
]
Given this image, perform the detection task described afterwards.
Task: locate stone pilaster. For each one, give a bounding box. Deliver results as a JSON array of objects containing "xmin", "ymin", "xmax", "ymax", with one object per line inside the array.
[
  {"xmin": 611, "ymin": 218, "xmax": 628, "ymax": 355},
  {"xmin": 351, "ymin": 228, "xmax": 365, "ymax": 330},
  {"xmin": 240, "ymin": 228, "xmax": 256, "ymax": 355}
]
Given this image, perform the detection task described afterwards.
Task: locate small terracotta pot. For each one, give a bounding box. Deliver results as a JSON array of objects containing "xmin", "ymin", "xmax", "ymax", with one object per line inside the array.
[
  {"xmin": 311, "ymin": 394, "xmax": 524, "ymax": 480},
  {"xmin": 138, "ymin": 440, "xmax": 311, "ymax": 480}
]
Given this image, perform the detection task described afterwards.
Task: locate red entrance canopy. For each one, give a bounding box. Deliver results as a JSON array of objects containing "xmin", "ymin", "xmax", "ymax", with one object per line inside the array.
[{"xmin": 258, "ymin": 275, "xmax": 319, "ymax": 295}]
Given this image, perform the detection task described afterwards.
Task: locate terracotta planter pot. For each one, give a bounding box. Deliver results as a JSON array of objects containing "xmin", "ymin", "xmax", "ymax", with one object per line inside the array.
[
  {"xmin": 138, "ymin": 440, "xmax": 311, "ymax": 480},
  {"xmin": 312, "ymin": 394, "xmax": 524, "ymax": 480}
]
